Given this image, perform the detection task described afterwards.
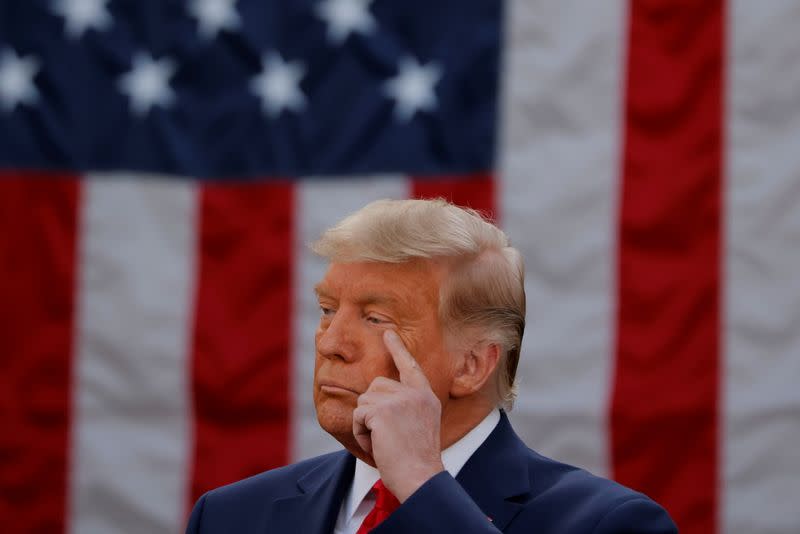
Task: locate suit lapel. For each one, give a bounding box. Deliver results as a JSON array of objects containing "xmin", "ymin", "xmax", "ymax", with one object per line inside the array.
[
  {"xmin": 455, "ymin": 411, "xmax": 531, "ymax": 531},
  {"xmin": 268, "ymin": 413, "xmax": 530, "ymax": 533},
  {"xmin": 270, "ymin": 451, "xmax": 355, "ymax": 534}
]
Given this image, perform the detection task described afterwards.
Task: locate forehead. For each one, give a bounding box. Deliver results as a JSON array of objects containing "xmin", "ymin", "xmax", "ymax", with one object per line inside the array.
[{"xmin": 315, "ymin": 260, "xmax": 443, "ymax": 309}]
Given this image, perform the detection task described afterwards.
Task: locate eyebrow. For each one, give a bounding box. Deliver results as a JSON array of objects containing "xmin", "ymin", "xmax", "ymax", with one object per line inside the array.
[
  {"xmin": 313, "ymin": 284, "xmax": 328, "ymax": 298},
  {"xmin": 358, "ymin": 293, "xmax": 400, "ymax": 307},
  {"xmin": 313, "ymin": 285, "xmax": 400, "ymax": 307}
]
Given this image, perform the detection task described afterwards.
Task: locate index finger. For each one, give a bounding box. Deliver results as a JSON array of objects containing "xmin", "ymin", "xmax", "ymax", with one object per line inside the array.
[{"xmin": 383, "ymin": 330, "xmax": 430, "ymax": 388}]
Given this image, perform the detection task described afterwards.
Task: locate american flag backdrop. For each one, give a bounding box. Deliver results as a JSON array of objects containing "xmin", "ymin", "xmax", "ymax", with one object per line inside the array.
[{"xmin": 1, "ymin": 0, "xmax": 799, "ymax": 533}]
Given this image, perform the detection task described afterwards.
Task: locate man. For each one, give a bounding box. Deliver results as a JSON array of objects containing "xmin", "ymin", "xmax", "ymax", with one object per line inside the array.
[{"xmin": 187, "ymin": 199, "xmax": 677, "ymax": 533}]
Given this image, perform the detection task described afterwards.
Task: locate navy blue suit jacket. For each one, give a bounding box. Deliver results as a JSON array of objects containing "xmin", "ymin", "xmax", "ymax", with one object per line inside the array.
[{"xmin": 187, "ymin": 412, "xmax": 677, "ymax": 533}]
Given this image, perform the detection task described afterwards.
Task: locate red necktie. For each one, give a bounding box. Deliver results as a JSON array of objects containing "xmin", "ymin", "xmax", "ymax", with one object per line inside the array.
[{"xmin": 356, "ymin": 480, "xmax": 401, "ymax": 533}]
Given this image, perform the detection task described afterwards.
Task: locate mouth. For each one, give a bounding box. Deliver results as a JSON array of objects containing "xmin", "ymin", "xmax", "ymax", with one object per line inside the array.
[{"xmin": 317, "ymin": 381, "xmax": 360, "ymax": 395}]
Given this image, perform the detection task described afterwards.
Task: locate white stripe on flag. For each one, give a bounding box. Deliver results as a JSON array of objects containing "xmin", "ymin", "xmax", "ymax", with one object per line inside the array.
[
  {"xmin": 291, "ymin": 176, "xmax": 408, "ymax": 461},
  {"xmin": 724, "ymin": 2, "xmax": 800, "ymax": 533},
  {"xmin": 499, "ymin": 0, "xmax": 626, "ymax": 477},
  {"xmin": 69, "ymin": 176, "xmax": 196, "ymax": 533}
]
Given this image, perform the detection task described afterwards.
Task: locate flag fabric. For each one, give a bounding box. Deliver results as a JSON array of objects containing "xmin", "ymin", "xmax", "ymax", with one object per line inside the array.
[{"xmin": 1, "ymin": 1, "xmax": 799, "ymax": 533}]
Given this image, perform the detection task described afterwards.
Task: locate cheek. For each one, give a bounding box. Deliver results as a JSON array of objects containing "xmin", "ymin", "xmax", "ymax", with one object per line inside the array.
[
  {"xmin": 410, "ymin": 336, "xmax": 453, "ymax": 394},
  {"xmin": 360, "ymin": 333, "xmax": 397, "ymax": 381},
  {"xmin": 422, "ymin": 353, "xmax": 451, "ymax": 387}
]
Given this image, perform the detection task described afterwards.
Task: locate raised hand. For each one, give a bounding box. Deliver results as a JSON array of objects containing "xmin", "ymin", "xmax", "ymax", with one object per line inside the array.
[{"xmin": 352, "ymin": 330, "xmax": 446, "ymax": 502}]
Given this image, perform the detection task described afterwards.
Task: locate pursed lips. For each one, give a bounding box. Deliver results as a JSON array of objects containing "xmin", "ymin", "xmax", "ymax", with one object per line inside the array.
[{"xmin": 317, "ymin": 380, "xmax": 360, "ymax": 395}]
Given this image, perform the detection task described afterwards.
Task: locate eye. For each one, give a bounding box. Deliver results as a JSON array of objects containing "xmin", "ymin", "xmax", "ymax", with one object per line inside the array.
[
  {"xmin": 364, "ymin": 313, "xmax": 389, "ymax": 325},
  {"xmin": 320, "ymin": 305, "xmax": 335, "ymax": 317}
]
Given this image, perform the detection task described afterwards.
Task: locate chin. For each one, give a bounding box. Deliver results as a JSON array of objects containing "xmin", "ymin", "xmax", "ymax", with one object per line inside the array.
[
  {"xmin": 315, "ymin": 397, "xmax": 354, "ymax": 439},
  {"xmin": 315, "ymin": 399, "xmax": 375, "ymax": 464}
]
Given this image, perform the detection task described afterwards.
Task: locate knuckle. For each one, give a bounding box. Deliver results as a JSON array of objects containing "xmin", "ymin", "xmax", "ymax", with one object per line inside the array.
[
  {"xmin": 377, "ymin": 376, "xmax": 395, "ymax": 387},
  {"xmin": 414, "ymin": 389, "xmax": 430, "ymax": 403}
]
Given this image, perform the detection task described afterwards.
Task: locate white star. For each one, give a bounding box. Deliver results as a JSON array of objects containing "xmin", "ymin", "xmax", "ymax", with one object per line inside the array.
[
  {"xmin": 383, "ymin": 57, "xmax": 442, "ymax": 122},
  {"xmin": 118, "ymin": 53, "xmax": 177, "ymax": 116},
  {"xmin": 250, "ymin": 53, "xmax": 306, "ymax": 117},
  {"xmin": 315, "ymin": 0, "xmax": 376, "ymax": 44},
  {"xmin": 0, "ymin": 49, "xmax": 40, "ymax": 112},
  {"xmin": 188, "ymin": 0, "xmax": 240, "ymax": 39},
  {"xmin": 51, "ymin": 0, "xmax": 112, "ymax": 39}
]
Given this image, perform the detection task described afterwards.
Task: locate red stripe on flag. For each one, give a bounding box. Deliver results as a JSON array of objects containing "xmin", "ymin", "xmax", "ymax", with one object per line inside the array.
[
  {"xmin": 0, "ymin": 173, "xmax": 80, "ymax": 532},
  {"xmin": 410, "ymin": 173, "xmax": 496, "ymax": 220},
  {"xmin": 613, "ymin": 2, "xmax": 723, "ymax": 532},
  {"xmin": 188, "ymin": 181, "xmax": 294, "ymax": 506}
]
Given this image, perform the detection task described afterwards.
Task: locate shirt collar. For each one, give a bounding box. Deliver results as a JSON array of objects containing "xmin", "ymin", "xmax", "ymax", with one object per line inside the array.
[
  {"xmin": 441, "ymin": 408, "xmax": 501, "ymax": 477},
  {"xmin": 345, "ymin": 408, "xmax": 501, "ymax": 521}
]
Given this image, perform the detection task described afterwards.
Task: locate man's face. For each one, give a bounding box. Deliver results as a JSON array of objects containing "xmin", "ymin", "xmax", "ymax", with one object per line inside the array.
[{"xmin": 313, "ymin": 259, "xmax": 454, "ymax": 448}]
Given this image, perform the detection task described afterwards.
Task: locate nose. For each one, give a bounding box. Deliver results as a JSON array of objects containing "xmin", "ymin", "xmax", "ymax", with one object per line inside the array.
[{"xmin": 316, "ymin": 308, "xmax": 357, "ymax": 362}]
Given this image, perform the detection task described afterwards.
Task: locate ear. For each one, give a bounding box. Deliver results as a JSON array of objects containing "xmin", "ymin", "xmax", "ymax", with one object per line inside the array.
[{"xmin": 450, "ymin": 341, "xmax": 501, "ymax": 398}]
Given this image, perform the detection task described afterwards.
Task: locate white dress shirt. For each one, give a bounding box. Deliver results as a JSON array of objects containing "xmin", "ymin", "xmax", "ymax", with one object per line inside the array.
[{"xmin": 332, "ymin": 409, "xmax": 501, "ymax": 534}]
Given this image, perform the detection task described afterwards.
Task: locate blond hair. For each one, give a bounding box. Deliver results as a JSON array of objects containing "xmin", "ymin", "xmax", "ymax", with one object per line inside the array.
[{"xmin": 311, "ymin": 198, "xmax": 525, "ymax": 409}]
